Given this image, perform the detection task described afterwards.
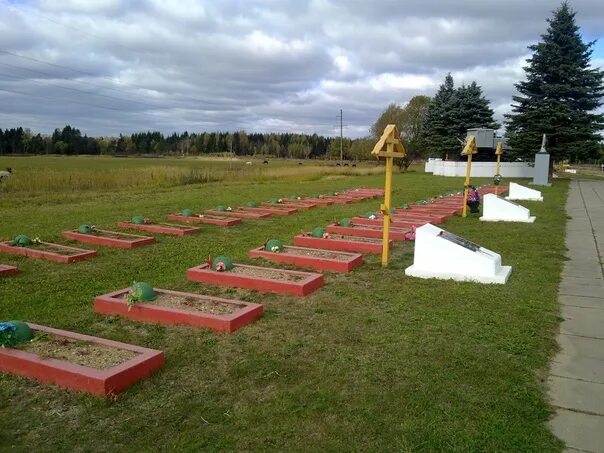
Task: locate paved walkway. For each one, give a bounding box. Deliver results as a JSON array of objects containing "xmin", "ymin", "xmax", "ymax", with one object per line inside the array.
[{"xmin": 548, "ymin": 179, "xmax": 604, "ymax": 453}]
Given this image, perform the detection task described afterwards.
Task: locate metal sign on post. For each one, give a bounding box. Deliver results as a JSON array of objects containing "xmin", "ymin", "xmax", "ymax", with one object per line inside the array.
[
  {"xmin": 494, "ymin": 141, "xmax": 503, "ymax": 195},
  {"xmin": 371, "ymin": 124, "xmax": 406, "ymax": 267},
  {"xmin": 461, "ymin": 135, "xmax": 478, "ymax": 218}
]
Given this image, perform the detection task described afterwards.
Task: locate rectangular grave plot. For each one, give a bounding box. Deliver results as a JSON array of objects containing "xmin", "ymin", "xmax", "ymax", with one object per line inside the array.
[
  {"xmin": 0, "ymin": 323, "xmax": 164, "ymax": 397},
  {"xmin": 293, "ymin": 234, "xmax": 392, "ymax": 254},
  {"xmin": 118, "ymin": 222, "xmax": 201, "ymax": 236},
  {"xmin": 326, "ymin": 224, "xmax": 409, "ymax": 241},
  {"xmin": 319, "ymin": 196, "xmax": 353, "ymax": 204},
  {"xmin": 299, "ymin": 198, "xmax": 334, "ymax": 206},
  {"xmin": 351, "ymin": 217, "xmax": 417, "ymax": 230},
  {"xmin": 0, "ymin": 264, "xmax": 18, "ymax": 276},
  {"xmin": 0, "ymin": 241, "xmax": 96, "ymax": 264},
  {"xmin": 63, "ymin": 230, "xmax": 155, "ymax": 249},
  {"xmin": 94, "ymin": 288, "xmax": 263, "ymax": 333},
  {"xmin": 187, "ymin": 263, "xmax": 324, "ymax": 296},
  {"xmin": 262, "ymin": 202, "xmax": 313, "ymax": 211},
  {"xmin": 239, "ymin": 206, "xmax": 298, "ymax": 216},
  {"xmin": 166, "ymin": 214, "xmax": 241, "ymax": 227},
  {"xmin": 391, "ymin": 211, "xmax": 449, "ymax": 223},
  {"xmin": 409, "ymin": 206, "xmax": 460, "ymax": 216},
  {"xmin": 249, "ymin": 245, "xmax": 363, "ymax": 272},
  {"xmin": 280, "ymin": 198, "xmax": 320, "ymax": 208},
  {"xmin": 204, "ymin": 209, "xmax": 272, "ymax": 219}
]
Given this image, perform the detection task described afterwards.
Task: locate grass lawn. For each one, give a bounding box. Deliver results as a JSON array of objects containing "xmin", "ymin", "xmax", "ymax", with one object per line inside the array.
[{"xmin": 0, "ymin": 157, "xmax": 566, "ymax": 451}]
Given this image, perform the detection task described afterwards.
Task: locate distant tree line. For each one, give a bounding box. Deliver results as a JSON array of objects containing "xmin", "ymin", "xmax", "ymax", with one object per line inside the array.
[{"xmin": 0, "ymin": 127, "xmax": 381, "ymax": 160}]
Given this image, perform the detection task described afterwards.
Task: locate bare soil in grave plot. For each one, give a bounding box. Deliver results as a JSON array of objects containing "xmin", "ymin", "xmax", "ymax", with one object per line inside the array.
[
  {"xmin": 281, "ymin": 247, "xmax": 352, "ymax": 260},
  {"xmin": 87, "ymin": 230, "xmax": 144, "ymax": 240},
  {"xmin": 155, "ymin": 223, "xmax": 193, "ymax": 230},
  {"xmin": 230, "ymin": 265, "xmax": 308, "ymax": 281},
  {"xmin": 19, "ymin": 334, "xmax": 139, "ymax": 368},
  {"xmin": 29, "ymin": 242, "xmax": 86, "ymax": 255},
  {"xmin": 121, "ymin": 293, "xmax": 242, "ymax": 315}
]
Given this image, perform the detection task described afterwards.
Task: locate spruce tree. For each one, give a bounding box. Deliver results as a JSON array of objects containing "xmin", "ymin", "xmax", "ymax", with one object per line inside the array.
[
  {"xmin": 422, "ymin": 75, "xmax": 499, "ymax": 159},
  {"xmin": 422, "ymin": 73, "xmax": 459, "ymax": 158},
  {"xmin": 505, "ymin": 2, "xmax": 604, "ymax": 161},
  {"xmin": 449, "ymin": 82, "xmax": 499, "ymax": 140}
]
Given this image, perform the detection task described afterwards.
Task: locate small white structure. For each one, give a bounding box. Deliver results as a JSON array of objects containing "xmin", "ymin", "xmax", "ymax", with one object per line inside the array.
[
  {"xmin": 480, "ymin": 194, "xmax": 536, "ymax": 223},
  {"xmin": 505, "ymin": 182, "xmax": 543, "ymax": 201},
  {"xmin": 425, "ymin": 159, "xmax": 534, "ymax": 178},
  {"xmin": 405, "ymin": 224, "xmax": 512, "ymax": 284}
]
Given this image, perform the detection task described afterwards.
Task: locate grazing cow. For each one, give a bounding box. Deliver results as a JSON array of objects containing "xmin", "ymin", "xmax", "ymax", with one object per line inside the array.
[
  {"xmin": 263, "ymin": 160, "xmax": 269, "ymax": 164},
  {"xmin": 336, "ymin": 163, "xmax": 341, "ymax": 167},
  {"xmin": 344, "ymin": 163, "xmax": 349, "ymax": 167},
  {"xmin": 245, "ymin": 161, "xmax": 252, "ymax": 165},
  {"xmin": 352, "ymin": 163, "xmax": 357, "ymax": 167},
  {"xmin": 298, "ymin": 162, "xmax": 303, "ymax": 165}
]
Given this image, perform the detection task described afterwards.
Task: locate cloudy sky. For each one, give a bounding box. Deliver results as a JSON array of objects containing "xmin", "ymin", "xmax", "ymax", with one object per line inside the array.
[{"xmin": 0, "ymin": 0, "xmax": 603, "ymax": 138}]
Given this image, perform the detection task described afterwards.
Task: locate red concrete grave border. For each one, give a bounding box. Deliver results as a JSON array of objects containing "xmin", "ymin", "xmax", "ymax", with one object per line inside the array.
[
  {"xmin": 94, "ymin": 288, "xmax": 263, "ymax": 333},
  {"xmin": 326, "ymin": 223, "xmax": 410, "ymax": 241},
  {"xmin": 318, "ymin": 196, "xmax": 353, "ymax": 204},
  {"xmin": 262, "ymin": 201, "xmax": 314, "ymax": 210},
  {"xmin": 118, "ymin": 222, "xmax": 201, "ymax": 236},
  {"xmin": 63, "ymin": 229, "xmax": 155, "ymax": 249},
  {"xmin": 293, "ymin": 234, "xmax": 392, "ymax": 254},
  {"xmin": 0, "ymin": 264, "xmax": 18, "ymax": 276},
  {"xmin": 186, "ymin": 263, "xmax": 324, "ymax": 296},
  {"xmin": 167, "ymin": 213, "xmax": 241, "ymax": 227},
  {"xmin": 408, "ymin": 206, "xmax": 460, "ymax": 216},
  {"xmin": 204, "ymin": 209, "xmax": 272, "ymax": 219},
  {"xmin": 280, "ymin": 198, "xmax": 320, "ymax": 208},
  {"xmin": 0, "ymin": 323, "xmax": 164, "ymax": 397},
  {"xmin": 351, "ymin": 217, "xmax": 417, "ymax": 229},
  {"xmin": 239, "ymin": 206, "xmax": 298, "ymax": 216},
  {"xmin": 299, "ymin": 198, "xmax": 334, "ymax": 206},
  {"xmin": 0, "ymin": 241, "xmax": 96, "ymax": 264},
  {"xmin": 249, "ymin": 245, "xmax": 363, "ymax": 272},
  {"xmin": 383, "ymin": 212, "xmax": 448, "ymax": 224}
]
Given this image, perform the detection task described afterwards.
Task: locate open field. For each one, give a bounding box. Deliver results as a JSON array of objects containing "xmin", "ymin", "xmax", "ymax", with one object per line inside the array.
[
  {"xmin": 0, "ymin": 156, "xmax": 383, "ymax": 201},
  {"xmin": 0, "ymin": 156, "xmax": 566, "ymax": 451}
]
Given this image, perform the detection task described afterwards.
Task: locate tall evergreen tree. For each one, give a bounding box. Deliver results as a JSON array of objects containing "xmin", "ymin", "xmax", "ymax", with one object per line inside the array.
[
  {"xmin": 505, "ymin": 2, "xmax": 604, "ymax": 161},
  {"xmin": 422, "ymin": 73, "xmax": 459, "ymax": 158},
  {"xmin": 449, "ymin": 82, "xmax": 499, "ymax": 140}
]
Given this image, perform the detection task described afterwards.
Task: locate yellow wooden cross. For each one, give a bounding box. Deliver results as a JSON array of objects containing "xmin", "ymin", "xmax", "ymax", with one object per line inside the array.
[
  {"xmin": 371, "ymin": 124, "xmax": 406, "ymax": 267},
  {"xmin": 494, "ymin": 141, "xmax": 503, "ymax": 195},
  {"xmin": 461, "ymin": 135, "xmax": 477, "ymax": 218}
]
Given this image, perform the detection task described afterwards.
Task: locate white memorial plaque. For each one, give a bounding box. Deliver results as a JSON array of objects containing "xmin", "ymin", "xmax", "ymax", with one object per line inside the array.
[
  {"xmin": 405, "ymin": 224, "xmax": 512, "ymax": 284},
  {"xmin": 505, "ymin": 182, "xmax": 543, "ymax": 201},
  {"xmin": 480, "ymin": 194, "xmax": 536, "ymax": 223}
]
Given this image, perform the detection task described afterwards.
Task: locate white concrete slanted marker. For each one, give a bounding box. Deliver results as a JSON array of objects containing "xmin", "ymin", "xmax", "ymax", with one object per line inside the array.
[
  {"xmin": 405, "ymin": 224, "xmax": 512, "ymax": 284},
  {"xmin": 480, "ymin": 194, "xmax": 536, "ymax": 223},
  {"xmin": 505, "ymin": 182, "xmax": 543, "ymax": 201}
]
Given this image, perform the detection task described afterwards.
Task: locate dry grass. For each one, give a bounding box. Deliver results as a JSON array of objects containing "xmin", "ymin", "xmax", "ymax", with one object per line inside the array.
[{"xmin": 0, "ymin": 156, "xmax": 383, "ymax": 195}]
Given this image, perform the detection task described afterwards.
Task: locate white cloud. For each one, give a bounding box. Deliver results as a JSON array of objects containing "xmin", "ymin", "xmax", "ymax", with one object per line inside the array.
[{"xmin": 0, "ymin": 0, "xmax": 602, "ymax": 138}]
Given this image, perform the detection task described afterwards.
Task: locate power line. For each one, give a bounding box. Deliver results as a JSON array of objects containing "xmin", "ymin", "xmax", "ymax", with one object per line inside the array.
[
  {"xmin": 0, "ymin": 86, "xmax": 133, "ymax": 113},
  {"xmin": 0, "ymin": 70, "xmax": 154, "ymax": 109},
  {"xmin": 0, "ymin": 61, "xmax": 159, "ymax": 109}
]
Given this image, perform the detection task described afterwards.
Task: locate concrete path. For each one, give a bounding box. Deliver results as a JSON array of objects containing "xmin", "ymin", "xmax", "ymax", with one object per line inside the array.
[{"xmin": 549, "ymin": 179, "xmax": 604, "ymax": 453}]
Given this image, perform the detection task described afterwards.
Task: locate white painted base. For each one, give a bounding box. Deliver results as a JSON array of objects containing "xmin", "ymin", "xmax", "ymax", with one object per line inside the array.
[
  {"xmin": 404, "ymin": 223, "xmax": 512, "ymax": 285},
  {"xmin": 480, "ymin": 216, "xmax": 536, "ymax": 223},
  {"xmin": 506, "ymin": 182, "xmax": 543, "ymax": 201},
  {"xmin": 405, "ymin": 264, "xmax": 512, "ymax": 284},
  {"xmin": 480, "ymin": 194, "xmax": 536, "ymax": 223}
]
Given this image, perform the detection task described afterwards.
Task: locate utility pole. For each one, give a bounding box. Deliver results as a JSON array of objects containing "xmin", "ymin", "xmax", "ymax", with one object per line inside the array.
[{"xmin": 340, "ymin": 109, "xmax": 343, "ymax": 163}]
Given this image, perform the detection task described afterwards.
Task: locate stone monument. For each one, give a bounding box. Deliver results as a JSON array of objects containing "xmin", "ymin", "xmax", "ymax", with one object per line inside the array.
[{"xmin": 532, "ymin": 134, "xmax": 551, "ymax": 186}]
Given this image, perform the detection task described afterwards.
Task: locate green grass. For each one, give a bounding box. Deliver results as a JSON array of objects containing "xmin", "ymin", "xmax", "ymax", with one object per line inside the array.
[{"xmin": 0, "ymin": 157, "xmax": 566, "ymax": 451}]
